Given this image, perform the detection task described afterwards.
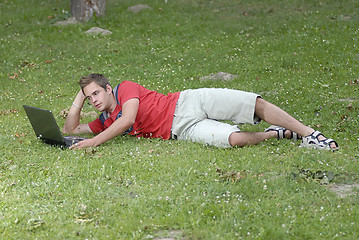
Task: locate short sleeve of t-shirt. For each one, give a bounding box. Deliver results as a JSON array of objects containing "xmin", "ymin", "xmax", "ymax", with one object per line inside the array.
[{"xmin": 115, "ymin": 81, "xmax": 141, "ymax": 105}]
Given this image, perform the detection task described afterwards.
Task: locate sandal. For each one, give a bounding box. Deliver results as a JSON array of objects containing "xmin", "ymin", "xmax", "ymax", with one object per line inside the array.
[
  {"xmin": 265, "ymin": 125, "xmax": 301, "ymax": 141},
  {"xmin": 300, "ymin": 131, "xmax": 339, "ymax": 151}
]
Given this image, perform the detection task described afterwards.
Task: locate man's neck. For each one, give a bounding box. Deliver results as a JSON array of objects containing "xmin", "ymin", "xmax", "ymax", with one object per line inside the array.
[{"xmin": 107, "ymin": 95, "xmax": 117, "ymax": 113}]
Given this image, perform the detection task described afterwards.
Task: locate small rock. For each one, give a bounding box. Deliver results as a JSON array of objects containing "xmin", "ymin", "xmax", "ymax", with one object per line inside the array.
[
  {"xmin": 328, "ymin": 183, "xmax": 359, "ymax": 198},
  {"xmin": 84, "ymin": 27, "xmax": 112, "ymax": 36},
  {"xmin": 54, "ymin": 17, "xmax": 78, "ymax": 26},
  {"xmin": 200, "ymin": 72, "xmax": 237, "ymax": 81},
  {"xmin": 128, "ymin": 4, "xmax": 152, "ymax": 13}
]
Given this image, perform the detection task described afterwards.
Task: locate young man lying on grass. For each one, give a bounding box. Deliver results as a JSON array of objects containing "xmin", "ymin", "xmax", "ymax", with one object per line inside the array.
[{"xmin": 63, "ymin": 73, "xmax": 338, "ymax": 151}]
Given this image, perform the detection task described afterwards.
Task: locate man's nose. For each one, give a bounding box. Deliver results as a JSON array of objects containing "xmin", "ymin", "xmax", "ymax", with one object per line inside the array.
[{"xmin": 92, "ymin": 95, "xmax": 98, "ymax": 103}]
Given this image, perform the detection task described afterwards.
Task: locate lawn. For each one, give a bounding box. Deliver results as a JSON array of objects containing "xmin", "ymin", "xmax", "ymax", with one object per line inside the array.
[{"xmin": 0, "ymin": 0, "xmax": 358, "ymax": 239}]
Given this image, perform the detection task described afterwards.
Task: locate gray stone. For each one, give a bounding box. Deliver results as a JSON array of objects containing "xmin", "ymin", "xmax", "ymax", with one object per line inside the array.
[
  {"xmin": 328, "ymin": 183, "xmax": 359, "ymax": 198},
  {"xmin": 200, "ymin": 72, "xmax": 237, "ymax": 81},
  {"xmin": 54, "ymin": 17, "xmax": 79, "ymax": 26},
  {"xmin": 128, "ymin": 4, "xmax": 152, "ymax": 13},
  {"xmin": 85, "ymin": 27, "xmax": 112, "ymax": 36}
]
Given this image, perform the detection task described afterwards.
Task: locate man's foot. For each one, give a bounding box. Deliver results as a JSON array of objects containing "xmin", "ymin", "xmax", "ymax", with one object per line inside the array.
[
  {"xmin": 265, "ymin": 125, "xmax": 301, "ymax": 141},
  {"xmin": 300, "ymin": 131, "xmax": 339, "ymax": 151}
]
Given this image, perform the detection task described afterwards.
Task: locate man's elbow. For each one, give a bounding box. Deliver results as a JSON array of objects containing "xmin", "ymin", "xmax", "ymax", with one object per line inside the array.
[
  {"xmin": 63, "ymin": 125, "xmax": 77, "ymax": 134},
  {"xmin": 124, "ymin": 117, "xmax": 136, "ymax": 131},
  {"xmin": 121, "ymin": 115, "xmax": 135, "ymax": 128},
  {"xmin": 128, "ymin": 119, "xmax": 136, "ymax": 127},
  {"xmin": 62, "ymin": 126, "xmax": 72, "ymax": 134}
]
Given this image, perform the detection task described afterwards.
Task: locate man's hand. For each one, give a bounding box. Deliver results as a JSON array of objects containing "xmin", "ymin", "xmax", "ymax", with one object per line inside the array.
[{"xmin": 70, "ymin": 138, "xmax": 97, "ymax": 150}]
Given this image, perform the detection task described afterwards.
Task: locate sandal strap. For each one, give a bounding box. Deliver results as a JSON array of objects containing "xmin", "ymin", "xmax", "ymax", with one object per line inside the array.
[
  {"xmin": 292, "ymin": 132, "xmax": 299, "ymax": 141},
  {"xmin": 277, "ymin": 129, "xmax": 285, "ymax": 139},
  {"xmin": 307, "ymin": 136, "xmax": 321, "ymax": 145},
  {"xmin": 265, "ymin": 125, "xmax": 301, "ymax": 140},
  {"xmin": 320, "ymin": 138, "xmax": 338, "ymax": 148},
  {"xmin": 311, "ymin": 131, "xmax": 325, "ymax": 139},
  {"xmin": 265, "ymin": 125, "xmax": 285, "ymax": 139}
]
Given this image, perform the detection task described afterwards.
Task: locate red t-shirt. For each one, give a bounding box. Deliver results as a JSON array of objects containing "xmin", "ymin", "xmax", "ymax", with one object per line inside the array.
[{"xmin": 88, "ymin": 81, "xmax": 180, "ymax": 140}]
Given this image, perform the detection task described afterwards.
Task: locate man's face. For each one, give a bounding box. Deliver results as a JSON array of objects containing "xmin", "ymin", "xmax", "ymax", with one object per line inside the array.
[{"xmin": 83, "ymin": 82, "xmax": 113, "ymax": 112}]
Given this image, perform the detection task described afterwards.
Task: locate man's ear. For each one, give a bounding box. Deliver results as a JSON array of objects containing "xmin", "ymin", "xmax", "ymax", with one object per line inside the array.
[{"xmin": 106, "ymin": 84, "xmax": 112, "ymax": 94}]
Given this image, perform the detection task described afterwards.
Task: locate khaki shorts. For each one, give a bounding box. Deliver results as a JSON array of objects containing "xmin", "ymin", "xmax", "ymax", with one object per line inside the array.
[{"xmin": 171, "ymin": 88, "xmax": 261, "ymax": 148}]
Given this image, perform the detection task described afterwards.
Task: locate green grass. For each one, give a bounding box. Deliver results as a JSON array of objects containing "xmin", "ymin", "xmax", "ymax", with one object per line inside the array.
[{"xmin": 1, "ymin": 0, "xmax": 359, "ymax": 239}]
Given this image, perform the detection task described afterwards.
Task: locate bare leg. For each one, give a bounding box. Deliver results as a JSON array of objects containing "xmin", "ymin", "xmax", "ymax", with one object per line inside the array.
[
  {"xmin": 229, "ymin": 98, "xmax": 336, "ymax": 148},
  {"xmin": 254, "ymin": 97, "xmax": 314, "ymax": 137},
  {"xmin": 229, "ymin": 131, "xmax": 277, "ymax": 147}
]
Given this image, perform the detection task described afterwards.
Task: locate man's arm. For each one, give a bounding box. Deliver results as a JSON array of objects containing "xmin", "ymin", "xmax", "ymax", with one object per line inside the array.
[
  {"xmin": 70, "ymin": 98, "xmax": 139, "ymax": 149},
  {"xmin": 63, "ymin": 90, "xmax": 93, "ymax": 134}
]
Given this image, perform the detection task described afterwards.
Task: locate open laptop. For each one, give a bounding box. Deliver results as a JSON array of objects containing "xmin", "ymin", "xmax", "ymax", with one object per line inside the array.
[{"xmin": 23, "ymin": 105, "xmax": 87, "ymax": 148}]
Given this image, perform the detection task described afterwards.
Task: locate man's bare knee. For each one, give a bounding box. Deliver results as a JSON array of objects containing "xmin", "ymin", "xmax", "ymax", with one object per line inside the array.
[
  {"xmin": 254, "ymin": 97, "xmax": 268, "ymax": 120},
  {"xmin": 229, "ymin": 132, "xmax": 247, "ymax": 147}
]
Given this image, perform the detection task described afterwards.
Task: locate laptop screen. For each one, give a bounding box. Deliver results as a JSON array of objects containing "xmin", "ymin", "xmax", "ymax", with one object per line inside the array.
[{"xmin": 23, "ymin": 105, "xmax": 66, "ymax": 145}]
